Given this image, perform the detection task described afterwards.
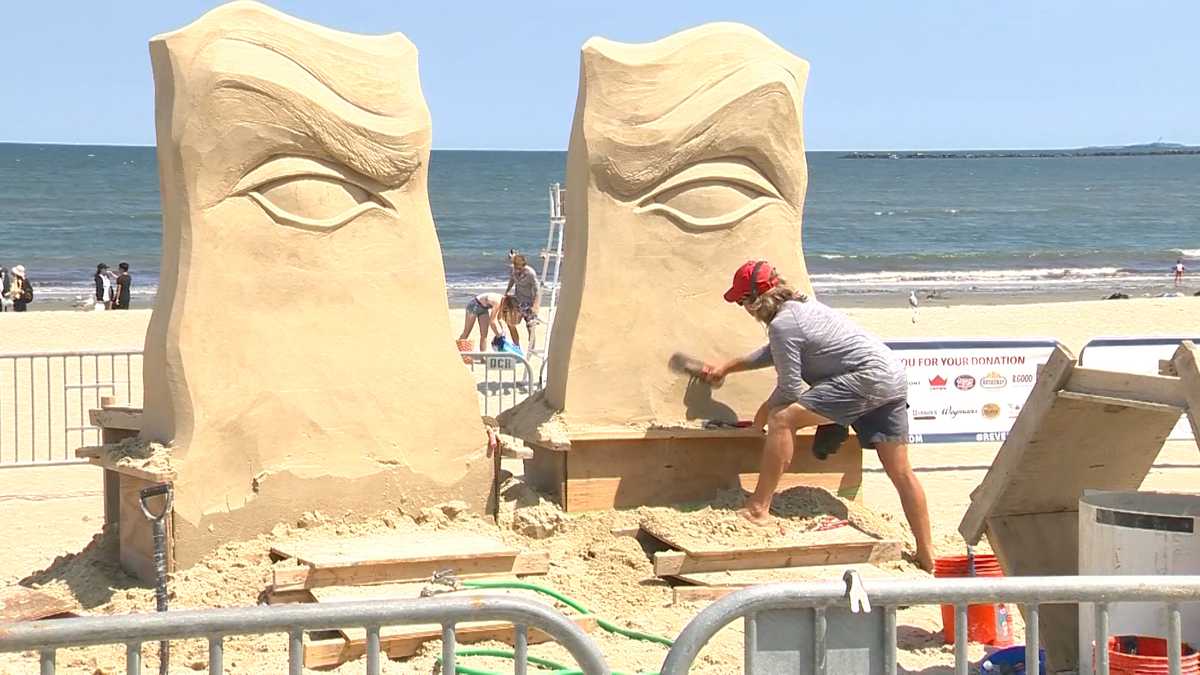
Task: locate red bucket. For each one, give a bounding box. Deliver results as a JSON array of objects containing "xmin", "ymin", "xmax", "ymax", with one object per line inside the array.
[
  {"xmin": 1107, "ymin": 635, "xmax": 1200, "ymax": 674},
  {"xmin": 934, "ymin": 554, "xmax": 1014, "ymax": 646}
]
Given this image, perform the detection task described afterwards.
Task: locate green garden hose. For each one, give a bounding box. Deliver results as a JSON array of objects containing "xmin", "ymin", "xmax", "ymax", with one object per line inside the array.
[{"xmin": 430, "ymin": 580, "xmax": 674, "ymax": 675}]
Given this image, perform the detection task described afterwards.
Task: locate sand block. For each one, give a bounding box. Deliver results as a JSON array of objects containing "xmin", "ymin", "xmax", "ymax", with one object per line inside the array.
[
  {"xmin": 957, "ymin": 344, "xmax": 1200, "ymax": 673},
  {"xmin": 142, "ymin": 1, "xmax": 492, "ymax": 567},
  {"xmin": 543, "ymin": 23, "xmax": 814, "ymax": 427},
  {"xmin": 269, "ymin": 532, "xmax": 548, "ymax": 590},
  {"xmin": 302, "ymin": 582, "xmax": 596, "ymax": 668},
  {"xmin": 0, "ymin": 587, "xmax": 77, "ymax": 623}
]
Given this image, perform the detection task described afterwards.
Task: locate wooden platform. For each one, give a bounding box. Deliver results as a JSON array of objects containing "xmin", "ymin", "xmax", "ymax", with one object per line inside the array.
[
  {"xmin": 958, "ymin": 342, "xmax": 1200, "ymax": 673},
  {"xmin": 302, "ymin": 582, "xmax": 596, "ymax": 668},
  {"xmin": 641, "ymin": 519, "xmax": 902, "ymax": 577},
  {"xmin": 523, "ymin": 426, "xmax": 863, "ymax": 511},
  {"xmin": 268, "ymin": 532, "xmax": 549, "ymax": 595}
]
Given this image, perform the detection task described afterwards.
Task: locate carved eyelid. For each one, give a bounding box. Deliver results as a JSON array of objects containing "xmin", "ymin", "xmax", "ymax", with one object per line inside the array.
[
  {"xmin": 232, "ymin": 156, "xmax": 391, "ymax": 203},
  {"xmin": 636, "ymin": 159, "xmax": 783, "ymax": 205}
]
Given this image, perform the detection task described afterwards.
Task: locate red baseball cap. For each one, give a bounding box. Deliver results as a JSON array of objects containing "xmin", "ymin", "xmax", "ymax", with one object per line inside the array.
[{"xmin": 723, "ymin": 260, "xmax": 779, "ymax": 303}]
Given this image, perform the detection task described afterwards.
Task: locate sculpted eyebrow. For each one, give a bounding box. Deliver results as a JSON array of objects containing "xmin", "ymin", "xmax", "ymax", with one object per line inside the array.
[
  {"xmin": 591, "ymin": 63, "xmax": 805, "ymax": 202},
  {"xmin": 212, "ymin": 76, "xmax": 423, "ymax": 188}
]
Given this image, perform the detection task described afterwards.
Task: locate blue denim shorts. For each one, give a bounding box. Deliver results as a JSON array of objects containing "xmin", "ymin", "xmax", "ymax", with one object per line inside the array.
[{"xmin": 466, "ymin": 298, "xmax": 490, "ymax": 317}]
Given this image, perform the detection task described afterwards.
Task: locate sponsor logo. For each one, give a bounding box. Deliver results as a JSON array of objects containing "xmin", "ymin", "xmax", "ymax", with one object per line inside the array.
[
  {"xmin": 912, "ymin": 409, "xmax": 938, "ymax": 421},
  {"xmin": 954, "ymin": 375, "xmax": 976, "ymax": 391},
  {"xmin": 928, "ymin": 375, "xmax": 947, "ymax": 390},
  {"xmin": 1007, "ymin": 403, "xmax": 1022, "ymax": 419},
  {"xmin": 982, "ymin": 403, "xmax": 1001, "ymax": 419},
  {"xmin": 1012, "ymin": 372, "xmax": 1036, "ymax": 386},
  {"xmin": 981, "ymin": 371, "xmax": 1007, "ymax": 389},
  {"xmin": 939, "ymin": 406, "xmax": 978, "ymax": 419},
  {"xmin": 976, "ymin": 432, "xmax": 1008, "ymax": 442}
]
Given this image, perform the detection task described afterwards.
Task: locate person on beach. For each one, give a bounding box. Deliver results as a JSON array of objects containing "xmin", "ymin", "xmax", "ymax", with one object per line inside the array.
[
  {"xmin": 1175, "ymin": 259, "xmax": 1186, "ymax": 286},
  {"xmin": 700, "ymin": 260, "xmax": 935, "ymax": 572},
  {"xmin": 8, "ymin": 265, "xmax": 32, "ymax": 312},
  {"xmin": 457, "ymin": 293, "xmax": 511, "ymax": 351},
  {"xmin": 503, "ymin": 253, "xmax": 541, "ymax": 350},
  {"xmin": 94, "ymin": 263, "xmax": 114, "ymax": 310},
  {"xmin": 113, "ymin": 262, "xmax": 132, "ymax": 310},
  {"xmin": 0, "ymin": 267, "xmax": 10, "ymax": 312}
]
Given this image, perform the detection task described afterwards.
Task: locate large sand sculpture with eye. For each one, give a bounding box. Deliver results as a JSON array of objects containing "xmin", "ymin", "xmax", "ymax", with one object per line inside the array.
[
  {"xmin": 143, "ymin": 1, "xmax": 490, "ymax": 565},
  {"xmin": 543, "ymin": 23, "xmax": 814, "ymax": 427}
]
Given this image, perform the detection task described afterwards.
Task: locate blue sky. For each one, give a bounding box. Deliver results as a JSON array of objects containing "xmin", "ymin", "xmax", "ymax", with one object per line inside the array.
[{"xmin": 2, "ymin": 1, "xmax": 1196, "ymax": 150}]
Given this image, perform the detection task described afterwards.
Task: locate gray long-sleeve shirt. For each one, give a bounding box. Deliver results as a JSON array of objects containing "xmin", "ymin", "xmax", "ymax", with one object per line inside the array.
[{"xmin": 747, "ymin": 299, "xmax": 906, "ymax": 408}]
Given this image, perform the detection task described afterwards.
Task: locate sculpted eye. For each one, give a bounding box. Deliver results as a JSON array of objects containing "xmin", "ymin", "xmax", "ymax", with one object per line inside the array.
[
  {"xmin": 233, "ymin": 157, "xmax": 393, "ymax": 231},
  {"xmin": 634, "ymin": 159, "xmax": 783, "ymax": 231}
]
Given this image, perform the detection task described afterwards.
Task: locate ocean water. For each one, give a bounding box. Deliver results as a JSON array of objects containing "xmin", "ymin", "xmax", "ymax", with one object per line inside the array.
[{"xmin": 0, "ymin": 142, "xmax": 1196, "ymax": 305}]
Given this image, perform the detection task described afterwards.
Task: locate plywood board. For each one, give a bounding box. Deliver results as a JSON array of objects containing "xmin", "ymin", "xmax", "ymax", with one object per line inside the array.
[
  {"xmin": 562, "ymin": 434, "xmax": 862, "ymax": 511},
  {"xmin": 986, "ymin": 511, "xmax": 1079, "ymax": 674},
  {"xmin": 0, "ymin": 586, "xmax": 77, "ymax": 622},
  {"xmin": 117, "ymin": 473, "xmax": 173, "ymax": 584}
]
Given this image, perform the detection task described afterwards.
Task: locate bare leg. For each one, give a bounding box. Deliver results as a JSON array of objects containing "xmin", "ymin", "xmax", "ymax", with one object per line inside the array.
[
  {"xmin": 526, "ymin": 321, "xmax": 537, "ymax": 352},
  {"xmin": 506, "ymin": 318, "xmax": 521, "ymax": 347},
  {"xmin": 742, "ymin": 403, "xmax": 832, "ymax": 523},
  {"xmin": 478, "ymin": 321, "xmax": 491, "ymax": 351},
  {"xmin": 876, "ymin": 441, "xmax": 935, "ymax": 572},
  {"xmin": 458, "ymin": 312, "xmax": 477, "ymax": 341}
]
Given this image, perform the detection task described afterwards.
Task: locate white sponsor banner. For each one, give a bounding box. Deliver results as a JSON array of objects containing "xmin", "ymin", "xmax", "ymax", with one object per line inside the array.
[
  {"xmin": 1079, "ymin": 336, "xmax": 1200, "ymax": 440},
  {"xmin": 887, "ymin": 339, "xmax": 1060, "ymax": 444}
]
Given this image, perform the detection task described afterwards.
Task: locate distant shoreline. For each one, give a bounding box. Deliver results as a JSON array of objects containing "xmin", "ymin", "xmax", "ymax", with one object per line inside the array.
[{"xmin": 842, "ymin": 144, "xmax": 1200, "ymax": 160}]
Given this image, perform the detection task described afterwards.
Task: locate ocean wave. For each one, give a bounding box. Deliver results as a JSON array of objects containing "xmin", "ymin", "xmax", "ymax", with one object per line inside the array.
[{"xmin": 1176, "ymin": 249, "xmax": 1200, "ymax": 257}]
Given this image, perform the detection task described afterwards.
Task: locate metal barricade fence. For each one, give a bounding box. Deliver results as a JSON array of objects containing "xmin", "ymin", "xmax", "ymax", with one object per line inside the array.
[
  {"xmin": 0, "ymin": 595, "xmax": 608, "ymax": 675},
  {"xmin": 461, "ymin": 351, "xmax": 538, "ymax": 416},
  {"xmin": 0, "ymin": 349, "xmax": 142, "ymax": 467},
  {"xmin": 659, "ymin": 575, "xmax": 1200, "ymax": 675}
]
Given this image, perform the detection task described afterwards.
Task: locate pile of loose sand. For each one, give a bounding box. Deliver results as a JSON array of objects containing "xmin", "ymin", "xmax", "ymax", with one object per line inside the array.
[
  {"xmin": 87, "ymin": 437, "xmax": 174, "ymax": 477},
  {"xmin": 0, "ymin": 480, "xmax": 1014, "ymax": 674}
]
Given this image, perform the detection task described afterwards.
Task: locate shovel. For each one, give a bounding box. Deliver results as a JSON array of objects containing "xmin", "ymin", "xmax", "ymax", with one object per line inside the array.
[{"xmin": 139, "ymin": 483, "xmax": 174, "ymax": 675}]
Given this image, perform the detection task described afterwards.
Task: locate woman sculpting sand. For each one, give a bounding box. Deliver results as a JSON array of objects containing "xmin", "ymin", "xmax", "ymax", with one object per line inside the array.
[{"xmin": 701, "ymin": 260, "xmax": 935, "ymax": 572}]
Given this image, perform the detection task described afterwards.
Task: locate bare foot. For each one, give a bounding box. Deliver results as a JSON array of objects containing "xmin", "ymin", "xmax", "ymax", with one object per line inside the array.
[{"xmin": 735, "ymin": 507, "xmax": 775, "ymax": 527}]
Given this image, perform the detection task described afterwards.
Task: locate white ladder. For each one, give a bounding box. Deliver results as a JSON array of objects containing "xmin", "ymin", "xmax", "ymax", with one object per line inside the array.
[{"xmin": 538, "ymin": 183, "xmax": 566, "ymax": 334}]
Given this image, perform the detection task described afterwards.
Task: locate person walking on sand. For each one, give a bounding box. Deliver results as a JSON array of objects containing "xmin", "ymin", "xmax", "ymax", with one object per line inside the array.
[
  {"xmin": 1175, "ymin": 259, "xmax": 1187, "ymax": 286},
  {"xmin": 457, "ymin": 293, "xmax": 511, "ymax": 352},
  {"xmin": 700, "ymin": 260, "xmax": 935, "ymax": 572},
  {"xmin": 94, "ymin": 263, "xmax": 114, "ymax": 310},
  {"xmin": 503, "ymin": 253, "xmax": 541, "ymax": 350},
  {"xmin": 113, "ymin": 262, "xmax": 132, "ymax": 310},
  {"xmin": 9, "ymin": 265, "xmax": 32, "ymax": 312},
  {"xmin": 0, "ymin": 267, "xmax": 10, "ymax": 313}
]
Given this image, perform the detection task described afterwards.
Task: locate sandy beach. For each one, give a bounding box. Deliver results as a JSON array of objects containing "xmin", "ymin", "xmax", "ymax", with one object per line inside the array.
[{"xmin": 0, "ymin": 296, "xmax": 1197, "ymax": 673}]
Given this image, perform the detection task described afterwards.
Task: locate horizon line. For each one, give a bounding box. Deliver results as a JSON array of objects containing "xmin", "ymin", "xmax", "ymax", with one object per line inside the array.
[{"xmin": 1, "ymin": 139, "xmax": 1195, "ymax": 153}]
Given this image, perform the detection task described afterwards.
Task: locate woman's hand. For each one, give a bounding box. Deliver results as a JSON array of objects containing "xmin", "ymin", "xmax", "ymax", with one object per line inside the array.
[{"xmin": 701, "ymin": 363, "xmax": 727, "ymax": 387}]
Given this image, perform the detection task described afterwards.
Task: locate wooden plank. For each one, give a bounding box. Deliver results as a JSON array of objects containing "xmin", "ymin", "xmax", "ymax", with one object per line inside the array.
[
  {"xmin": 972, "ymin": 395, "xmax": 1176, "ymax": 519},
  {"xmin": 1064, "ymin": 367, "xmax": 1186, "ymax": 409},
  {"xmin": 262, "ymin": 586, "xmax": 314, "ymax": 605},
  {"xmin": 986, "ymin": 511, "xmax": 1079, "ymax": 673},
  {"xmin": 1056, "ymin": 390, "xmax": 1183, "ymax": 414},
  {"xmin": 303, "ymin": 614, "xmax": 598, "ymax": 668},
  {"xmin": 1171, "ymin": 341, "xmax": 1200, "ymax": 443},
  {"xmin": 961, "ymin": 346, "xmax": 1077, "ymax": 542},
  {"xmin": 653, "ymin": 540, "xmax": 902, "ymax": 576},
  {"xmin": 673, "ymin": 585, "xmax": 744, "ymax": 603},
  {"xmin": 271, "ymin": 550, "xmax": 550, "ymax": 591},
  {"xmin": 0, "ymin": 587, "xmax": 77, "ymax": 622},
  {"xmin": 563, "ymin": 435, "xmax": 862, "ymax": 511},
  {"xmin": 89, "ymin": 407, "xmax": 143, "ymax": 431}
]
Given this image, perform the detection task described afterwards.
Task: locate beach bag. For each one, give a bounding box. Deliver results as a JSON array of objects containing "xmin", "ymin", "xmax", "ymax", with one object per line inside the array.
[{"xmin": 20, "ymin": 281, "xmax": 32, "ymax": 303}]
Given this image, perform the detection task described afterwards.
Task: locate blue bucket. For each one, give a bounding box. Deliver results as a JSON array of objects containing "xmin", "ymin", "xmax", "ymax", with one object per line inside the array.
[{"xmin": 981, "ymin": 645, "xmax": 1047, "ymax": 675}]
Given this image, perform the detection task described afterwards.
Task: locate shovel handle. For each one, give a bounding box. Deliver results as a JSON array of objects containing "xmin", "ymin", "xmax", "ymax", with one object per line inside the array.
[{"xmin": 139, "ymin": 483, "xmax": 174, "ymax": 521}]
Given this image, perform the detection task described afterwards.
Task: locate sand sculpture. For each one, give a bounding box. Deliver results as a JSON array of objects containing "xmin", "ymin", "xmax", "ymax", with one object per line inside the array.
[
  {"xmin": 143, "ymin": 1, "xmax": 490, "ymax": 565},
  {"xmin": 545, "ymin": 23, "xmax": 813, "ymax": 426}
]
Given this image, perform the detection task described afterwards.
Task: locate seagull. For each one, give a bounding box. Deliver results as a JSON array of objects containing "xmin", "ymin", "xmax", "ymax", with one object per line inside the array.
[{"xmin": 909, "ymin": 291, "xmax": 919, "ymax": 323}]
